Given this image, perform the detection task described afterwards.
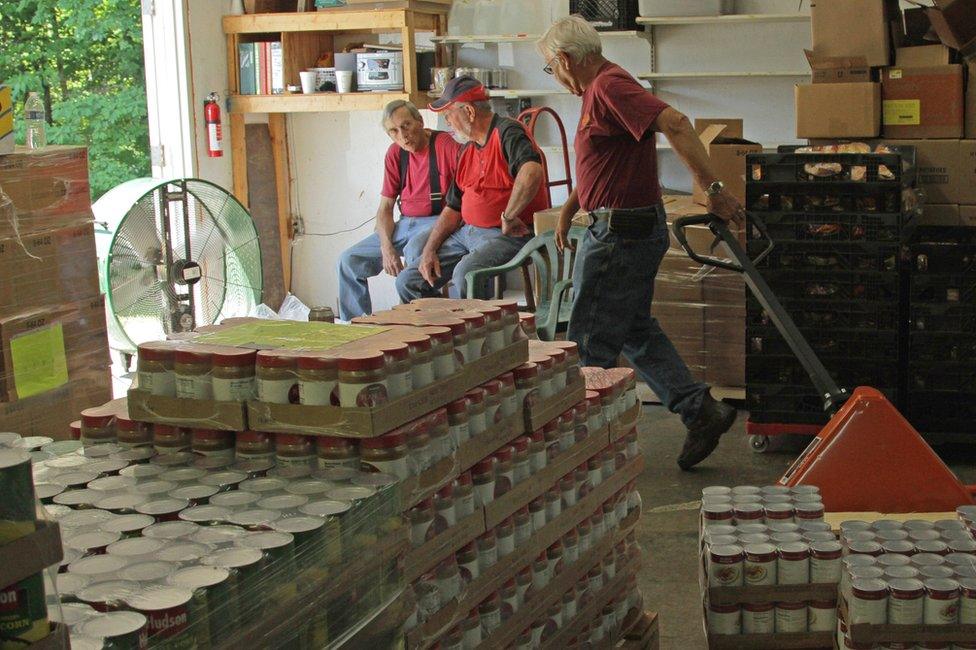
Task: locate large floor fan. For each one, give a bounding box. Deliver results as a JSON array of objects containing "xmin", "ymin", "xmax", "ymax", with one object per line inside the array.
[{"xmin": 93, "ymin": 178, "xmax": 263, "ymax": 358}]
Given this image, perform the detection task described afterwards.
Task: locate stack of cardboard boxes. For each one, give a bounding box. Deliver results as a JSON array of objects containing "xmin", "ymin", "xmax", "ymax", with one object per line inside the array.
[{"xmin": 0, "ymin": 146, "xmax": 111, "ymax": 437}]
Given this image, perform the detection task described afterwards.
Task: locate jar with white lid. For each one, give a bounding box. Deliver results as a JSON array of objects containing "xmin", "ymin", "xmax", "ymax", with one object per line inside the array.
[
  {"xmin": 888, "ymin": 578, "xmax": 925, "ymax": 624},
  {"xmin": 912, "ymin": 553, "xmax": 946, "ymax": 569},
  {"xmin": 777, "ymin": 542, "xmax": 811, "ymax": 585},
  {"xmin": 877, "ymin": 553, "xmax": 913, "ymax": 571},
  {"xmin": 884, "ymin": 565, "xmax": 920, "ymax": 582},
  {"xmin": 917, "ymin": 539, "xmax": 951, "ymax": 556},
  {"xmin": 882, "ymin": 540, "xmax": 916, "ymax": 555},
  {"xmin": 810, "ymin": 540, "xmax": 844, "ymax": 583},
  {"xmin": 850, "ymin": 577, "xmax": 889, "ymax": 624},
  {"xmin": 808, "ymin": 599, "xmax": 837, "ymax": 632},
  {"xmin": 742, "ymin": 601, "xmax": 774, "ymax": 634},
  {"xmin": 924, "ymin": 578, "xmax": 960, "ymax": 624},
  {"xmin": 775, "ymin": 601, "xmax": 808, "ymax": 633},
  {"xmin": 708, "ymin": 545, "xmax": 744, "ymax": 587},
  {"xmin": 707, "ymin": 602, "xmax": 741, "ymax": 635},
  {"xmin": 744, "ymin": 543, "xmax": 777, "ymax": 586}
]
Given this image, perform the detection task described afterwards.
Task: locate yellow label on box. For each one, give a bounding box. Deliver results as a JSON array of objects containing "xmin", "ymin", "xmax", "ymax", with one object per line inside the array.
[
  {"xmin": 10, "ymin": 323, "xmax": 69, "ymax": 398},
  {"xmin": 193, "ymin": 320, "xmax": 389, "ymax": 351},
  {"xmin": 883, "ymin": 99, "xmax": 921, "ymax": 126}
]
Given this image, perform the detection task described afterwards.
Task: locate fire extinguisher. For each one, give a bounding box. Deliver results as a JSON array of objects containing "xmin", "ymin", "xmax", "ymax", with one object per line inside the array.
[{"xmin": 204, "ymin": 92, "xmax": 223, "ymax": 158}]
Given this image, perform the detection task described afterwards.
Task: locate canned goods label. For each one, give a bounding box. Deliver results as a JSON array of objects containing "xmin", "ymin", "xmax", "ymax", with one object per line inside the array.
[
  {"xmin": 212, "ymin": 376, "xmax": 255, "ymax": 402},
  {"xmin": 0, "ymin": 574, "xmax": 48, "ymax": 644},
  {"xmin": 338, "ymin": 380, "xmax": 388, "ymax": 408},
  {"xmin": 742, "ymin": 607, "xmax": 773, "ymax": 634},
  {"xmin": 412, "ymin": 361, "xmax": 435, "ymax": 387},
  {"xmin": 139, "ymin": 370, "xmax": 175, "ymax": 397},
  {"xmin": 387, "ymin": 371, "xmax": 412, "ymax": 399},
  {"xmin": 432, "ymin": 352, "xmax": 456, "ymax": 379},
  {"xmin": 257, "ymin": 377, "xmax": 295, "ymax": 404},
  {"xmin": 298, "ymin": 379, "xmax": 336, "ymax": 406},
  {"xmin": 175, "ymin": 374, "xmax": 211, "ymax": 400}
]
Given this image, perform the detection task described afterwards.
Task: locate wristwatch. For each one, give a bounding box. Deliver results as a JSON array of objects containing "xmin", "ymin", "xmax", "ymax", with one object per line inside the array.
[{"xmin": 705, "ymin": 180, "xmax": 725, "ymax": 197}]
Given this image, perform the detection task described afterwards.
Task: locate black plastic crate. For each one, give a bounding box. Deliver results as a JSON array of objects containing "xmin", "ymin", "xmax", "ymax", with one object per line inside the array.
[
  {"xmin": 907, "ymin": 392, "xmax": 976, "ymax": 434},
  {"xmin": 910, "ymin": 302, "xmax": 976, "ymax": 333},
  {"xmin": 752, "ymin": 270, "xmax": 900, "ymax": 303},
  {"xmin": 748, "ymin": 297, "xmax": 900, "ymax": 331},
  {"xmin": 747, "ymin": 355, "xmax": 899, "ymax": 388},
  {"xmin": 749, "ymin": 241, "xmax": 902, "ymax": 274},
  {"xmin": 747, "ymin": 187, "xmax": 905, "ymax": 215},
  {"xmin": 909, "ymin": 274, "xmax": 976, "ymax": 304},
  {"xmin": 908, "ymin": 226, "xmax": 976, "ymax": 247},
  {"xmin": 909, "ymin": 363, "xmax": 976, "ymax": 393},
  {"xmin": 748, "ymin": 383, "xmax": 899, "ymax": 426},
  {"xmin": 747, "ymin": 212, "xmax": 905, "ymax": 244},
  {"xmin": 747, "ymin": 327, "xmax": 899, "ymax": 361},
  {"xmin": 909, "ymin": 243, "xmax": 976, "ymax": 274},
  {"xmin": 569, "ymin": 0, "xmax": 638, "ymax": 30},
  {"xmin": 909, "ymin": 332, "xmax": 976, "ymax": 363},
  {"xmin": 746, "ymin": 146, "xmax": 915, "ymax": 188}
]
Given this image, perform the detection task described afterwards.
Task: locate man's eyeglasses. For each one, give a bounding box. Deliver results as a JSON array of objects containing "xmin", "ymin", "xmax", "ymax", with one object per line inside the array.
[{"xmin": 543, "ymin": 55, "xmax": 559, "ymax": 75}]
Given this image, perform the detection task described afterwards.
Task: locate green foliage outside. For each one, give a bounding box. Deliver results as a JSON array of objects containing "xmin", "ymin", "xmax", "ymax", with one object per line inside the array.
[{"xmin": 1, "ymin": 0, "xmax": 150, "ymax": 201}]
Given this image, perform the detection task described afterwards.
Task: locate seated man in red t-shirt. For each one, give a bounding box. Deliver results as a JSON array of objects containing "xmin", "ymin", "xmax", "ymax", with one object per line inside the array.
[
  {"xmin": 395, "ymin": 77, "xmax": 549, "ymax": 302},
  {"xmin": 337, "ymin": 99, "xmax": 462, "ymax": 320}
]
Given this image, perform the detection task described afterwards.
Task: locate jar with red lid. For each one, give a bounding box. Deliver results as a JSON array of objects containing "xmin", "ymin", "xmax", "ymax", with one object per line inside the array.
[
  {"xmin": 137, "ymin": 341, "xmax": 177, "ymax": 396},
  {"xmin": 478, "ymin": 530, "xmax": 498, "ymax": 571},
  {"xmin": 599, "ymin": 448, "xmax": 615, "ymax": 480},
  {"xmin": 211, "ymin": 348, "xmax": 257, "ymax": 401},
  {"xmin": 435, "ymin": 557, "xmax": 462, "ymax": 606},
  {"xmin": 924, "ymin": 578, "xmax": 960, "ymax": 624},
  {"xmin": 496, "ymin": 517, "xmax": 515, "ymax": 558},
  {"xmin": 465, "ymin": 388, "xmax": 487, "ymax": 437},
  {"xmin": 472, "ymin": 459, "xmax": 495, "ymax": 507},
  {"xmin": 296, "ymin": 354, "xmax": 338, "ymax": 406},
  {"xmin": 459, "ymin": 312, "xmax": 488, "ymax": 361},
  {"xmin": 316, "ymin": 436, "xmax": 359, "ymax": 471},
  {"xmin": 81, "ymin": 409, "xmax": 116, "ymax": 445},
  {"xmin": 481, "ymin": 380, "xmax": 503, "ymax": 426},
  {"xmin": 528, "ymin": 429, "xmax": 547, "ymax": 472},
  {"xmin": 613, "ymin": 441, "xmax": 628, "ymax": 471},
  {"xmin": 624, "ymin": 428, "xmax": 638, "ymax": 460},
  {"xmin": 115, "ymin": 416, "xmax": 152, "ymax": 448},
  {"xmin": 543, "ymin": 420, "xmax": 560, "ymax": 462},
  {"xmin": 69, "ymin": 420, "xmax": 82, "ymax": 440},
  {"xmin": 455, "ymin": 473, "xmax": 475, "ymax": 518},
  {"xmin": 153, "ymin": 424, "xmax": 190, "ymax": 455},
  {"xmin": 360, "ymin": 431, "xmax": 410, "ymax": 479},
  {"xmin": 409, "ymin": 498, "xmax": 435, "ymax": 546},
  {"xmin": 447, "ymin": 397, "xmax": 471, "ymax": 447},
  {"xmin": 547, "ymin": 540, "xmax": 564, "ymax": 575},
  {"xmin": 515, "ymin": 566, "xmax": 532, "ymax": 604},
  {"xmin": 498, "ymin": 372, "xmax": 518, "ymax": 417},
  {"xmin": 603, "ymin": 552, "xmax": 617, "ymax": 580},
  {"xmin": 514, "ymin": 507, "xmax": 532, "ymax": 544},
  {"xmin": 423, "ymin": 325, "xmax": 458, "ymax": 379},
  {"xmin": 628, "ymin": 479, "xmax": 641, "ymax": 514},
  {"xmin": 545, "ymin": 488, "xmax": 562, "ymax": 522},
  {"xmin": 487, "ymin": 300, "xmax": 519, "ymax": 343},
  {"xmin": 337, "ymin": 351, "xmax": 388, "ymax": 408},
  {"xmin": 587, "ymin": 457, "xmax": 603, "ymax": 488},
  {"xmin": 548, "ymin": 348, "xmax": 568, "ymax": 392},
  {"xmin": 191, "ymin": 429, "xmax": 235, "ymax": 461},
  {"xmin": 557, "ymin": 410, "xmax": 575, "ymax": 452},
  {"xmin": 479, "ymin": 593, "xmax": 502, "ymax": 638},
  {"xmin": 478, "ymin": 306, "xmax": 505, "ymax": 353},
  {"xmin": 578, "ymin": 520, "xmax": 592, "ymax": 553},
  {"xmin": 514, "ymin": 363, "xmax": 541, "ymax": 412},
  {"xmin": 254, "ymin": 350, "xmax": 298, "ymax": 404},
  {"xmin": 435, "ymin": 483, "xmax": 456, "ymax": 529},
  {"xmin": 406, "ymin": 419, "xmax": 432, "ymax": 475},
  {"xmin": 400, "ymin": 331, "xmax": 434, "ymax": 388},
  {"xmin": 494, "ymin": 447, "xmax": 514, "ymax": 496},
  {"xmin": 529, "ymin": 497, "xmax": 546, "ymax": 531},
  {"xmin": 586, "ymin": 390, "xmax": 604, "ymax": 433},
  {"xmin": 500, "ymin": 578, "xmax": 518, "ymax": 620},
  {"xmin": 531, "ymin": 354, "xmax": 555, "ymax": 399},
  {"xmin": 602, "ymin": 499, "xmax": 617, "ymax": 531},
  {"xmin": 511, "ymin": 437, "xmax": 530, "ymax": 485},
  {"xmin": 573, "ymin": 402, "xmax": 589, "ymax": 443},
  {"xmin": 236, "ymin": 431, "xmax": 274, "ymax": 462},
  {"xmin": 428, "ymin": 409, "xmax": 453, "ymax": 463},
  {"xmin": 275, "ymin": 434, "xmax": 314, "ymax": 469},
  {"xmin": 379, "ymin": 342, "xmax": 413, "ymax": 400},
  {"xmin": 532, "ymin": 552, "xmax": 551, "ymax": 591},
  {"xmin": 591, "ymin": 509, "xmax": 606, "ymax": 541},
  {"xmin": 560, "ymin": 473, "xmax": 577, "ymax": 509},
  {"xmin": 518, "ymin": 312, "xmax": 536, "ymax": 339},
  {"xmin": 456, "ymin": 541, "xmax": 480, "ymax": 583},
  {"xmin": 587, "ymin": 563, "xmax": 604, "ymax": 593},
  {"xmin": 460, "ymin": 608, "xmax": 481, "ymax": 648}
]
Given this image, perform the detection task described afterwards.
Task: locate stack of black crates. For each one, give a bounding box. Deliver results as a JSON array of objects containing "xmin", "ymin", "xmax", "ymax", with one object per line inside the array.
[
  {"xmin": 743, "ymin": 146, "xmax": 916, "ymax": 430},
  {"xmin": 906, "ymin": 224, "xmax": 976, "ymax": 437}
]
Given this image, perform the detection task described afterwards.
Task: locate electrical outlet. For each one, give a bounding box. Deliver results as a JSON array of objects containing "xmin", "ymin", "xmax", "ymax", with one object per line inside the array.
[{"xmin": 291, "ymin": 214, "xmax": 305, "ymax": 237}]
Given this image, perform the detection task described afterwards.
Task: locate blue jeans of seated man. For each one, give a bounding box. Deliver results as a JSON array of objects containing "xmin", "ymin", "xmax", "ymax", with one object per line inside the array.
[
  {"xmin": 337, "ymin": 215, "xmax": 438, "ymax": 321},
  {"xmin": 396, "ymin": 224, "xmax": 531, "ymax": 302},
  {"xmin": 567, "ymin": 204, "xmax": 709, "ymax": 426}
]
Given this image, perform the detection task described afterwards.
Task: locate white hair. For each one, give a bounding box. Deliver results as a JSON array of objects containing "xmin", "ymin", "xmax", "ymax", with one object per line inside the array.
[
  {"xmin": 381, "ymin": 100, "xmax": 422, "ymax": 128},
  {"xmin": 537, "ymin": 15, "xmax": 602, "ymax": 64}
]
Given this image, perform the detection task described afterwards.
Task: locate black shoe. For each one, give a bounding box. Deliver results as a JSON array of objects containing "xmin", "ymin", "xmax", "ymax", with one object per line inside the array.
[{"xmin": 677, "ymin": 394, "xmax": 737, "ymax": 471}]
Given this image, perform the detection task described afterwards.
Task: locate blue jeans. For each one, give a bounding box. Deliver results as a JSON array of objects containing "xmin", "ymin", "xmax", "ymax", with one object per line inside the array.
[
  {"xmin": 396, "ymin": 224, "xmax": 531, "ymax": 301},
  {"xmin": 337, "ymin": 216, "xmax": 438, "ymax": 320},
  {"xmin": 567, "ymin": 205, "xmax": 709, "ymax": 425}
]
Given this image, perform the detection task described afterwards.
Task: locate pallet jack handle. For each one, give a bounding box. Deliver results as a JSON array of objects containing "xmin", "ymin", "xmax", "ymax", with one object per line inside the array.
[{"xmin": 672, "ymin": 213, "xmax": 850, "ymax": 415}]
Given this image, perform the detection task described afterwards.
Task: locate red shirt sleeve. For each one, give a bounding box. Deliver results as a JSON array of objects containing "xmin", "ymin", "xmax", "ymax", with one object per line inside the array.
[
  {"xmin": 380, "ymin": 143, "xmax": 401, "ymax": 199},
  {"xmin": 595, "ymin": 70, "xmax": 670, "ymax": 142}
]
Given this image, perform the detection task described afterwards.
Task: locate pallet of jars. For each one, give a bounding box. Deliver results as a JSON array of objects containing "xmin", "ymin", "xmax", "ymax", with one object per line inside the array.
[
  {"xmin": 0, "ymin": 445, "xmax": 71, "ymax": 649},
  {"xmin": 700, "ymin": 484, "xmax": 840, "ymax": 649},
  {"xmin": 617, "ymin": 611, "xmax": 661, "ymax": 650},
  {"xmin": 128, "ymin": 299, "xmax": 530, "ymax": 435},
  {"xmin": 833, "ymin": 507, "xmax": 976, "ymax": 650},
  {"xmin": 24, "ymin": 436, "xmax": 408, "ymax": 649},
  {"xmin": 580, "ymin": 367, "xmax": 642, "ymax": 444},
  {"xmin": 404, "ymin": 429, "xmax": 645, "ymax": 649},
  {"xmin": 402, "ymin": 369, "xmax": 640, "ymax": 596}
]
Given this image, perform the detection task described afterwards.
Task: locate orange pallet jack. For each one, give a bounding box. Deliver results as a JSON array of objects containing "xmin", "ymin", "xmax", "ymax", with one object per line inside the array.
[{"xmin": 674, "ymin": 214, "xmax": 976, "ymax": 513}]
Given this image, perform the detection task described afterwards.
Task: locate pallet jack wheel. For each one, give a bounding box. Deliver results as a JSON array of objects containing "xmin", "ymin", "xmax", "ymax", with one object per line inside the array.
[{"xmin": 749, "ymin": 435, "xmax": 770, "ymax": 453}]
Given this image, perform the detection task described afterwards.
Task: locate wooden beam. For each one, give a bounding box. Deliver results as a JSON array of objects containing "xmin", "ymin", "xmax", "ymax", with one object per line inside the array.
[
  {"xmin": 223, "ymin": 10, "xmax": 407, "ymax": 34},
  {"xmin": 229, "ymin": 113, "xmax": 248, "ymax": 208},
  {"xmin": 268, "ymin": 113, "xmax": 292, "ymax": 293},
  {"xmin": 401, "ymin": 12, "xmax": 418, "ymax": 96},
  {"xmin": 229, "ymin": 91, "xmax": 431, "ymax": 113}
]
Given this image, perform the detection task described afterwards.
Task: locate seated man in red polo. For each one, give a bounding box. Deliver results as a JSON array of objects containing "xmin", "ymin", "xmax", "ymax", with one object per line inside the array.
[{"xmin": 395, "ymin": 76, "xmax": 548, "ymax": 302}]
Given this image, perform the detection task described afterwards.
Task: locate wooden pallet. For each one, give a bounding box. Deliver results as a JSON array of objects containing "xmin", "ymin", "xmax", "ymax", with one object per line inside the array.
[{"xmin": 619, "ymin": 611, "xmax": 660, "ymax": 650}]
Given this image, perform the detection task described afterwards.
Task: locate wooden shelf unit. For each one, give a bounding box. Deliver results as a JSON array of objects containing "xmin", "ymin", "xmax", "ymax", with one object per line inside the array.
[{"xmin": 636, "ymin": 13, "xmax": 810, "ymax": 26}]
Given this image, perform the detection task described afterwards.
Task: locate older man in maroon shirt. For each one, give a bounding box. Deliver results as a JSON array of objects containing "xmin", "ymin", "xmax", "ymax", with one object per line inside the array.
[{"xmin": 538, "ymin": 16, "xmax": 746, "ymax": 470}]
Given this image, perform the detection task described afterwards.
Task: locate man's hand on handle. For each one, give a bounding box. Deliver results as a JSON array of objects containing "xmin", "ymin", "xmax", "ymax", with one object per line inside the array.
[
  {"xmin": 381, "ymin": 243, "xmax": 404, "ymax": 277},
  {"xmin": 707, "ymin": 190, "xmax": 746, "ymax": 228}
]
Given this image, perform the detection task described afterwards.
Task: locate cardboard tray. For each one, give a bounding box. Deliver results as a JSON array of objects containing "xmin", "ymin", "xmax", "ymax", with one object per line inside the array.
[
  {"xmin": 457, "ymin": 409, "xmax": 524, "ymax": 473},
  {"xmin": 127, "ymin": 389, "xmax": 247, "ymax": 431},
  {"xmin": 402, "ymin": 453, "xmax": 458, "ymax": 511},
  {"xmin": 839, "ymin": 595, "xmax": 976, "ymax": 644},
  {"xmin": 524, "ymin": 377, "xmax": 587, "ymax": 433},
  {"xmin": 0, "ymin": 521, "xmax": 63, "ymax": 588},
  {"xmin": 610, "ymin": 403, "xmax": 641, "ymax": 444},
  {"xmin": 247, "ymin": 339, "xmax": 529, "ymax": 437},
  {"xmin": 404, "ymin": 509, "xmax": 485, "ymax": 583},
  {"xmin": 706, "ymin": 631, "xmax": 834, "ymax": 649}
]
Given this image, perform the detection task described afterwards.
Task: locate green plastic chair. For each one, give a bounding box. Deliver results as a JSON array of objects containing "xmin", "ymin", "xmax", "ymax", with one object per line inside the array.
[{"xmin": 465, "ymin": 226, "xmax": 589, "ymax": 341}]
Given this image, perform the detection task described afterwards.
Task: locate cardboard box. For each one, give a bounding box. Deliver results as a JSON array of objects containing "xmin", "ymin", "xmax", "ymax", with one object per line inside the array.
[
  {"xmin": 0, "ymin": 296, "xmax": 109, "ymax": 402},
  {"xmin": 961, "ymin": 205, "xmax": 976, "ymax": 225},
  {"xmin": 0, "ymin": 85, "xmax": 12, "ymax": 155},
  {"xmin": 927, "ymin": 0, "xmax": 976, "ymax": 59},
  {"xmin": 532, "ymin": 206, "xmax": 589, "ymax": 236},
  {"xmin": 0, "ymin": 369, "xmax": 112, "ymax": 438},
  {"xmin": 966, "ymin": 61, "xmax": 976, "ymax": 139},
  {"xmin": 654, "ymin": 253, "xmax": 705, "ymax": 305},
  {"xmin": 806, "ymin": 51, "xmax": 871, "ymax": 84},
  {"xmin": 896, "ymin": 45, "xmax": 953, "ymax": 67},
  {"xmin": 523, "ymin": 376, "xmax": 586, "ymax": 433},
  {"xmin": 691, "ymin": 120, "xmax": 763, "ymax": 207},
  {"xmin": 0, "ymin": 146, "xmax": 93, "ymax": 237},
  {"xmin": 881, "ymin": 65, "xmax": 965, "ymax": 139},
  {"xmin": 0, "ymin": 521, "xmax": 63, "ymax": 588},
  {"xmin": 918, "ymin": 203, "xmax": 962, "ymax": 227},
  {"xmin": 882, "ymin": 139, "xmax": 976, "ymax": 204},
  {"xmin": 811, "ymin": 0, "xmax": 892, "ymax": 67},
  {"xmin": 652, "ymin": 301, "xmax": 705, "ymax": 349},
  {"xmin": 0, "ymin": 224, "xmax": 100, "ymax": 312},
  {"xmin": 796, "ymin": 83, "xmax": 882, "ymax": 139}
]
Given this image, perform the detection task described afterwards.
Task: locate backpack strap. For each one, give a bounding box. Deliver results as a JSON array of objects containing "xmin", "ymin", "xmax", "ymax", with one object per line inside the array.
[
  {"xmin": 427, "ymin": 131, "xmax": 443, "ymax": 216},
  {"xmin": 397, "ymin": 145, "xmax": 410, "ymax": 214}
]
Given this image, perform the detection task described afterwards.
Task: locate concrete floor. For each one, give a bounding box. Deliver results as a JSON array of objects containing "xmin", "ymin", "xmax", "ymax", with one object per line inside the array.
[{"xmin": 632, "ymin": 403, "xmax": 976, "ymax": 650}]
